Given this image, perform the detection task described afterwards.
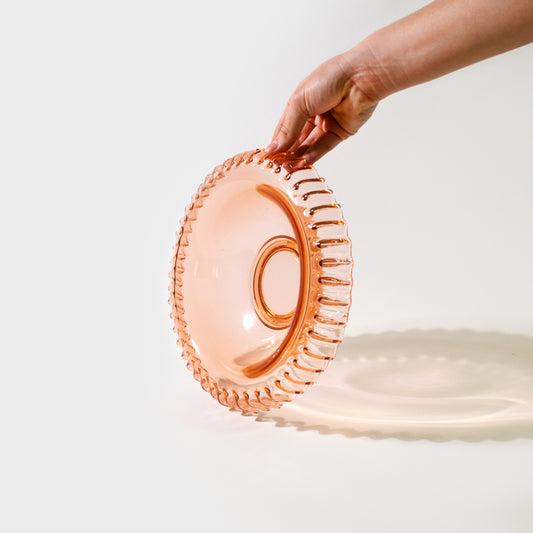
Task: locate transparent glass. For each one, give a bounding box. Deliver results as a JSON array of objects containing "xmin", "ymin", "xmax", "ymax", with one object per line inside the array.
[{"xmin": 169, "ymin": 150, "xmax": 353, "ymax": 412}]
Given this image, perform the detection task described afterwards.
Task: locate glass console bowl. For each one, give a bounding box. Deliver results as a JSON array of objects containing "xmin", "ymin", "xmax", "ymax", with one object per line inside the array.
[{"xmin": 169, "ymin": 149, "xmax": 353, "ymax": 413}]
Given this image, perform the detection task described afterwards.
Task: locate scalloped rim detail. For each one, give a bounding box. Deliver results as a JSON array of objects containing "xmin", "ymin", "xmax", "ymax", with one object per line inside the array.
[{"xmin": 168, "ymin": 149, "xmax": 353, "ymax": 413}]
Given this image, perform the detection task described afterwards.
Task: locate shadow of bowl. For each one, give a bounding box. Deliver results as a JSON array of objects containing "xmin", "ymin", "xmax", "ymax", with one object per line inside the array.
[{"xmin": 256, "ymin": 329, "xmax": 533, "ymax": 441}]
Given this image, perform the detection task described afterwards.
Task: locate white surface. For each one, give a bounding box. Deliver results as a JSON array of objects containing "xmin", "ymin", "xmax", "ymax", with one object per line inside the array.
[{"xmin": 1, "ymin": 1, "xmax": 533, "ymax": 532}]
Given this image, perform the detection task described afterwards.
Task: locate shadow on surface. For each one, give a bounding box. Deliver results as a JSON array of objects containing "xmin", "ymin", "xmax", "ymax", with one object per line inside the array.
[{"xmin": 256, "ymin": 330, "xmax": 533, "ymax": 441}]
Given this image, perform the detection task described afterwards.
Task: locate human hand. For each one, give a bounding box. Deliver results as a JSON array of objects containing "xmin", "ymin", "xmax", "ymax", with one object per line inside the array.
[
  {"xmin": 265, "ymin": 52, "xmax": 379, "ymax": 164},
  {"xmin": 265, "ymin": 0, "xmax": 533, "ymax": 166}
]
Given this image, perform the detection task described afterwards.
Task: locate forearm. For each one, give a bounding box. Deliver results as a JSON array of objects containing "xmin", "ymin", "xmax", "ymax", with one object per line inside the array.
[{"xmin": 347, "ymin": 0, "xmax": 533, "ymax": 100}]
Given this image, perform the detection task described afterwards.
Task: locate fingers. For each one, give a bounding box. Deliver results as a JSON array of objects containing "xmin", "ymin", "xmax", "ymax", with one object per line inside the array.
[
  {"xmin": 295, "ymin": 97, "xmax": 379, "ymax": 164},
  {"xmin": 298, "ymin": 129, "xmax": 344, "ymax": 165},
  {"xmin": 288, "ymin": 118, "xmax": 316, "ymax": 153},
  {"xmin": 265, "ymin": 56, "xmax": 379, "ymax": 162},
  {"xmin": 266, "ymin": 93, "xmax": 310, "ymax": 154},
  {"xmin": 293, "ymin": 112, "xmax": 348, "ymax": 164},
  {"xmin": 292, "ymin": 121, "xmax": 323, "ymax": 156}
]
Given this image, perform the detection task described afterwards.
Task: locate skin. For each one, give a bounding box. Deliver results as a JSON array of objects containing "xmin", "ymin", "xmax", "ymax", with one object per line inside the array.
[{"xmin": 266, "ymin": 0, "xmax": 533, "ymax": 164}]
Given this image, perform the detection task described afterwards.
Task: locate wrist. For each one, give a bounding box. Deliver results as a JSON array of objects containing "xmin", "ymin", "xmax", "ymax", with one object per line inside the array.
[{"xmin": 340, "ymin": 36, "xmax": 400, "ymax": 103}]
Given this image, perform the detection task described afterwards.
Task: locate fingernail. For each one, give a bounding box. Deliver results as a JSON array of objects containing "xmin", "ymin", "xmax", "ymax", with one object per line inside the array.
[{"xmin": 266, "ymin": 141, "xmax": 278, "ymax": 153}]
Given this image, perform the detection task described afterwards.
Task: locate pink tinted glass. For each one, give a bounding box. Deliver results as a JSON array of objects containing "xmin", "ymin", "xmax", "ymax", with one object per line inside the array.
[{"xmin": 169, "ymin": 150, "xmax": 353, "ymax": 412}]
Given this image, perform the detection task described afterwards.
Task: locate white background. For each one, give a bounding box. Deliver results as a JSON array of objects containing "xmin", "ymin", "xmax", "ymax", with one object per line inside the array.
[{"xmin": 1, "ymin": 1, "xmax": 532, "ymax": 531}]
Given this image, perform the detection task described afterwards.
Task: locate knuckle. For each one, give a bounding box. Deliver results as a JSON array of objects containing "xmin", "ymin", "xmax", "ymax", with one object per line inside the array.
[
  {"xmin": 287, "ymin": 92, "xmax": 301, "ymax": 110},
  {"xmin": 278, "ymin": 123, "xmax": 291, "ymax": 138},
  {"xmin": 290, "ymin": 86, "xmax": 308, "ymax": 114}
]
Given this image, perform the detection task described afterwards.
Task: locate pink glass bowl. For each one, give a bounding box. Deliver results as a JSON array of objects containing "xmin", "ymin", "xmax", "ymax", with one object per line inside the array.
[{"xmin": 169, "ymin": 150, "xmax": 353, "ymax": 413}]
